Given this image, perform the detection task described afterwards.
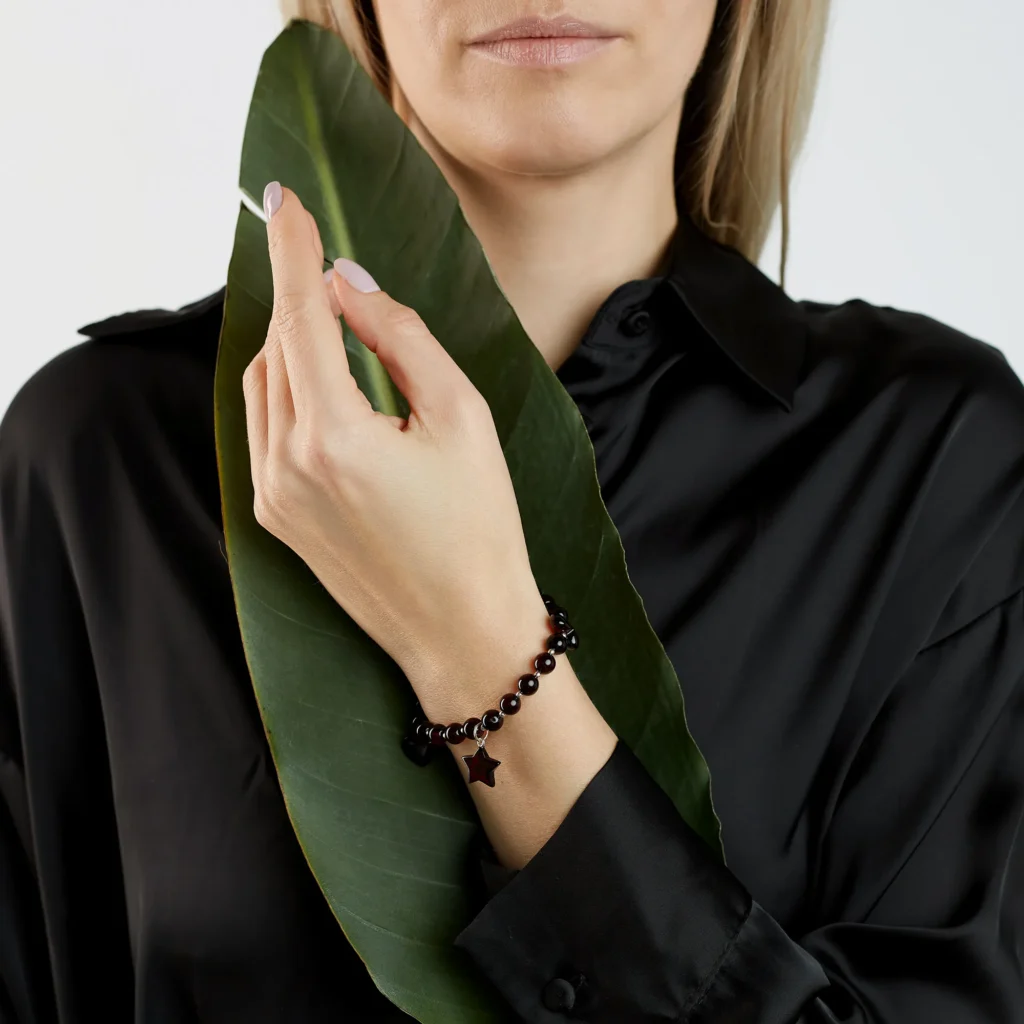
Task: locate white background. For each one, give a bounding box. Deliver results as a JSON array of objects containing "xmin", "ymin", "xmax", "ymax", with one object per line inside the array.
[{"xmin": 1, "ymin": 1, "xmax": 1021, "ymax": 420}]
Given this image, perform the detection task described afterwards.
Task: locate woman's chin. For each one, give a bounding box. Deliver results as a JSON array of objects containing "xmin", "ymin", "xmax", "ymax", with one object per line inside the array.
[{"xmin": 465, "ymin": 126, "xmax": 620, "ymax": 177}]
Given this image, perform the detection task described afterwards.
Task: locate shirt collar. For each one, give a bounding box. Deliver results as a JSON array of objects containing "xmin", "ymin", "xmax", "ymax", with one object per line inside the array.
[{"xmin": 661, "ymin": 213, "xmax": 807, "ymax": 413}]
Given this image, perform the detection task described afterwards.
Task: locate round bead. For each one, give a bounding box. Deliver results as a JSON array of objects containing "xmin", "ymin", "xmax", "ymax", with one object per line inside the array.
[
  {"xmin": 565, "ymin": 629, "xmax": 579, "ymax": 650},
  {"xmin": 413, "ymin": 720, "xmax": 431, "ymax": 742},
  {"xmin": 400, "ymin": 733, "xmax": 435, "ymax": 767},
  {"xmin": 463, "ymin": 716, "xmax": 483, "ymax": 741},
  {"xmin": 547, "ymin": 633, "xmax": 567, "ymax": 655},
  {"xmin": 517, "ymin": 673, "xmax": 540, "ymax": 696},
  {"xmin": 428, "ymin": 724, "xmax": 448, "ymax": 746},
  {"xmin": 551, "ymin": 609, "xmax": 570, "ymax": 629},
  {"xmin": 445, "ymin": 722, "xmax": 465, "ymax": 744},
  {"xmin": 540, "ymin": 593, "xmax": 555, "ymax": 611},
  {"xmin": 535, "ymin": 652, "xmax": 557, "ymax": 674},
  {"xmin": 482, "ymin": 709, "xmax": 504, "ymax": 731},
  {"xmin": 499, "ymin": 693, "xmax": 522, "ymax": 715}
]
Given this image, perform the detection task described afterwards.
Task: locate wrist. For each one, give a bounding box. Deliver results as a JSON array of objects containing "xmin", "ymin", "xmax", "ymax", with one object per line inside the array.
[
  {"xmin": 410, "ymin": 587, "xmax": 555, "ymax": 726},
  {"xmin": 400, "ymin": 587, "xmax": 611, "ymax": 810}
]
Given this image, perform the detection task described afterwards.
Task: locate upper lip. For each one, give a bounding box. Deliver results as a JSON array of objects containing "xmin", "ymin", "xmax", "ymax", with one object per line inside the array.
[{"xmin": 468, "ymin": 14, "xmax": 619, "ymax": 43}]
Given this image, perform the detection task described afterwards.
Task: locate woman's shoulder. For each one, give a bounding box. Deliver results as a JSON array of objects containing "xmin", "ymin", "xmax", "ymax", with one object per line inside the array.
[
  {"xmin": 798, "ymin": 295, "xmax": 1024, "ymax": 477},
  {"xmin": 802, "ymin": 296, "xmax": 1024, "ymax": 639},
  {"xmin": 799, "ymin": 295, "xmax": 1022, "ymax": 404},
  {"xmin": 0, "ymin": 286, "xmax": 226, "ymax": 476}
]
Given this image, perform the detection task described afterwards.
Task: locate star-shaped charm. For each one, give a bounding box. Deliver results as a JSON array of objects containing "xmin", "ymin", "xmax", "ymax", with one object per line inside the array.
[{"xmin": 463, "ymin": 746, "xmax": 502, "ymax": 786}]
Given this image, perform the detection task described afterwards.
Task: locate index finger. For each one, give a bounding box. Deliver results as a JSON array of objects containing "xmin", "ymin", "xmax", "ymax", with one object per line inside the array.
[{"xmin": 263, "ymin": 181, "xmax": 361, "ymax": 422}]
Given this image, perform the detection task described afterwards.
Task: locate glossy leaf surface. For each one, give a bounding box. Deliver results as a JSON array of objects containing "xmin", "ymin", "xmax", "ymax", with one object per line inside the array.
[{"xmin": 214, "ymin": 19, "xmax": 723, "ymax": 1022}]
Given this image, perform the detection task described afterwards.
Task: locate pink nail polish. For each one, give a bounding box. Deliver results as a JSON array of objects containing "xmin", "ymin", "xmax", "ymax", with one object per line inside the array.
[
  {"xmin": 323, "ymin": 268, "xmax": 335, "ymax": 284},
  {"xmin": 333, "ymin": 257, "xmax": 380, "ymax": 293},
  {"xmin": 263, "ymin": 181, "xmax": 283, "ymax": 220}
]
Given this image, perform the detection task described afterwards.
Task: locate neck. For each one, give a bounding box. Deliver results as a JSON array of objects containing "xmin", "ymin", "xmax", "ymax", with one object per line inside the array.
[{"xmin": 401, "ymin": 102, "xmax": 683, "ymax": 374}]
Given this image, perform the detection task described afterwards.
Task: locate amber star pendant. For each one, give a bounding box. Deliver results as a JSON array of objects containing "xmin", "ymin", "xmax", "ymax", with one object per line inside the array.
[{"xmin": 463, "ymin": 746, "xmax": 502, "ymax": 786}]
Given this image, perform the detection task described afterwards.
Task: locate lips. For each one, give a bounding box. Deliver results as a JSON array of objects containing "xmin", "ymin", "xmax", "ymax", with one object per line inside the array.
[
  {"xmin": 469, "ymin": 37, "xmax": 616, "ymax": 67},
  {"xmin": 468, "ymin": 14, "xmax": 619, "ymax": 44}
]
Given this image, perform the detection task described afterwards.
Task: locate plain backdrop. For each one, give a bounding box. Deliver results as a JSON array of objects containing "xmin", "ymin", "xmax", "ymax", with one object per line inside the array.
[{"xmin": 1, "ymin": 1, "xmax": 1021, "ymax": 421}]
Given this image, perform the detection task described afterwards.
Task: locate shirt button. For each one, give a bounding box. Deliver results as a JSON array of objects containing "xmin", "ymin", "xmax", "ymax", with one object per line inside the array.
[
  {"xmin": 620, "ymin": 308, "xmax": 651, "ymax": 337},
  {"xmin": 542, "ymin": 976, "xmax": 579, "ymax": 1012}
]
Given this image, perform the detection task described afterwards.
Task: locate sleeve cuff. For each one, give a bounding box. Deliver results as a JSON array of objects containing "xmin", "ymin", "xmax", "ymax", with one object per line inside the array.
[
  {"xmin": 475, "ymin": 834, "xmax": 519, "ymax": 897},
  {"xmin": 456, "ymin": 737, "xmax": 829, "ymax": 1022}
]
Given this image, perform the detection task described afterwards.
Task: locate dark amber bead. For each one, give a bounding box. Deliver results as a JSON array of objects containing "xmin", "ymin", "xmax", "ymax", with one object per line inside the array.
[
  {"xmin": 551, "ymin": 609, "xmax": 570, "ymax": 629},
  {"xmin": 565, "ymin": 629, "xmax": 579, "ymax": 650},
  {"xmin": 499, "ymin": 693, "xmax": 522, "ymax": 715},
  {"xmin": 535, "ymin": 652, "xmax": 557, "ymax": 674},
  {"xmin": 463, "ymin": 716, "xmax": 483, "ymax": 741},
  {"xmin": 517, "ymin": 673, "xmax": 540, "ymax": 696},
  {"xmin": 413, "ymin": 720, "xmax": 431, "ymax": 742},
  {"xmin": 428, "ymin": 724, "xmax": 448, "ymax": 746},
  {"xmin": 541, "ymin": 593, "xmax": 555, "ymax": 611},
  {"xmin": 482, "ymin": 709, "xmax": 504, "ymax": 731},
  {"xmin": 547, "ymin": 633, "xmax": 567, "ymax": 655},
  {"xmin": 400, "ymin": 734, "xmax": 435, "ymax": 767},
  {"xmin": 445, "ymin": 722, "xmax": 466, "ymax": 744}
]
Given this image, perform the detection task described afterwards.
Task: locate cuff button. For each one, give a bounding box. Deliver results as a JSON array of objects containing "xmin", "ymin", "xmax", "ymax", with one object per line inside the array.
[
  {"xmin": 542, "ymin": 975, "xmax": 580, "ymax": 1012},
  {"xmin": 621, "ymin": 307, "xmax": 651, "ymax": 336}
]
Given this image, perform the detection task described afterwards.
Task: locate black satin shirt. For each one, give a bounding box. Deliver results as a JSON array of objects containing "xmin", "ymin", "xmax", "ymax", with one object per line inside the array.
[{"xmin": 2, "ymin": 213, "xmax": 1023, "ymax": 1023}]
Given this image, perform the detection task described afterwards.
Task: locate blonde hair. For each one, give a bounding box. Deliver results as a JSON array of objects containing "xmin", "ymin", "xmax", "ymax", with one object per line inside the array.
[{"xmin": 277, "ymin": 0, "xmax": 831, "ymax": 284}]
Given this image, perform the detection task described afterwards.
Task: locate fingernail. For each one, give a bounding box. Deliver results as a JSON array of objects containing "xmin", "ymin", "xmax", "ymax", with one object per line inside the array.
[
  {"xmin": 323, "ymin": 268, "xmax": 335, "ymax": 284},
  {"xmin": 333, "ymin": 257, "xmax": 380, "ymax": 293},
  {"xmin": 263, "ymin": 181, "xmax": 283, "ymax": 220}
]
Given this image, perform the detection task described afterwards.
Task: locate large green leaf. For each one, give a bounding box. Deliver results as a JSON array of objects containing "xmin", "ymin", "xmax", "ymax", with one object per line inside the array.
[{"xmin": 214, "ymin": 17, "xmax": 723, "ymax": 1023}]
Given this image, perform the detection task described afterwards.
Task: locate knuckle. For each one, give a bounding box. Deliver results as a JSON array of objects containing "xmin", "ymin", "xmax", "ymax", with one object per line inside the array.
[
  {"xmin": 384, "ymin": 304, "xmax": 426, "ymax": 336},
  {"xmin": 242, "ymin": 356, "xmax": 261, "ymax": 392},
  {"xmin": 292, "ymin": 420, "xmax": 344, "ymax": 477},
  {"xmin": 272, "ymin": 292, "xmax": 315, "ymax": 338},
  {"xmin": 430, "ymin": 382, "xmax": 493, "ymax": 440},
  {"xmin": 293, "ymin": 432, "xmax": 326, "ymax": 476},
  {"xmin": 253, "ymin": 462, "xmax": 294, "ymax": 525},
  {"xmin": 252, "ymin": 490, "xmax": 274, "ymax": 528},
  {"xmin": 454, "ymin": 384, "xmax": 494, "ymax": 426}
]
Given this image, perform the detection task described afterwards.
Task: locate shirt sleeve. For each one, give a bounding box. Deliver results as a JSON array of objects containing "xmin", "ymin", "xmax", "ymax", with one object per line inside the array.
[
  {"xmin": 454, "ymin": 582, "xmax": 1024, "ymax": 1023},
  {"xmin": 0, "ymin": 357, "xmax": 135, "ymax": 1022},
  {"xmin": 0, "ymin": 716, "xmax": 49, "ymax": 1023}
]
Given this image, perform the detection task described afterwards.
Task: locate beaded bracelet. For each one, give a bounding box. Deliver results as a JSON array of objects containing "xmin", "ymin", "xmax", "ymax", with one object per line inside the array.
[{"xmin": 400, "ymin": 593, "xmax": 579, "ymax": 787}]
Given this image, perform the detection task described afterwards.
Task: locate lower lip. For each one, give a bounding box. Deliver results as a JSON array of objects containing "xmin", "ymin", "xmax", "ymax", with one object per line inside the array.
[{"xmin": 468, "ymin": 36, "xmax": 619, "ymax": 66}]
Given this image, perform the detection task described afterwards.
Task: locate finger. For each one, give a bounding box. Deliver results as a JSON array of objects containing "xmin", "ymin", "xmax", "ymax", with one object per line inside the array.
[
  {"xmin": 263, "ymin": 182, "xmax": 362, "ymax": 423},
  {"xmin": 329, "ymin": 261, "xmax": 475, "ymax": 424},
  {"xmin": 242, "ymin": 346, "xmax": 269, "ymax": 480},
  {"xmin": 306, "ymin": 209, "xmax": 342, "ymax": 318},
  {"xmin": 263, "ymin": 326, "xmax": 296, "ymax": 456},
  {"xmin": 306, "ymin": 208, "xmax": 324, "ymax": 265},
  {"xmin": 324, "ymin": 268, "xmax": 343, "ymax": 319}
]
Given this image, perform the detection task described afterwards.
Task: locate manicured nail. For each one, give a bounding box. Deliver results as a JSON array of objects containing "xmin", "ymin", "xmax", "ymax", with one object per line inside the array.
[
  {"xmin": 323, "ymin": 268, "xmax": 335, "ymax": 284},
  {"xmin": 333, "ymin": 257, "xmax": 380, "ymax": 293},
  {"xmin": 263, "ymin": 181, "xmax": 283, "ymax": 220}
]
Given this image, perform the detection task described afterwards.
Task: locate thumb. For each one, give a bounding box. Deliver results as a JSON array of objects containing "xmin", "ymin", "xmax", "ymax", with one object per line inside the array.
[{"xmin": 329, "ymin": 258, "xmax": 474, "ymax": 424}]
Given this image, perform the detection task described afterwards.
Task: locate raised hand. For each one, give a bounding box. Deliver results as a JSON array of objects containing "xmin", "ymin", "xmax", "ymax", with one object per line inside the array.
[{"xmin": 242, "ymin": 182, "xmax": 548, "ymax": 714}]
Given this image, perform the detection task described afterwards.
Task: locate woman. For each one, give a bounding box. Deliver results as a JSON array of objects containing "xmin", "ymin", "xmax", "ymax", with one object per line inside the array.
[{"xmin": 1, "ymin": 0, "xmax": 1021, "ymax": 1020}]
